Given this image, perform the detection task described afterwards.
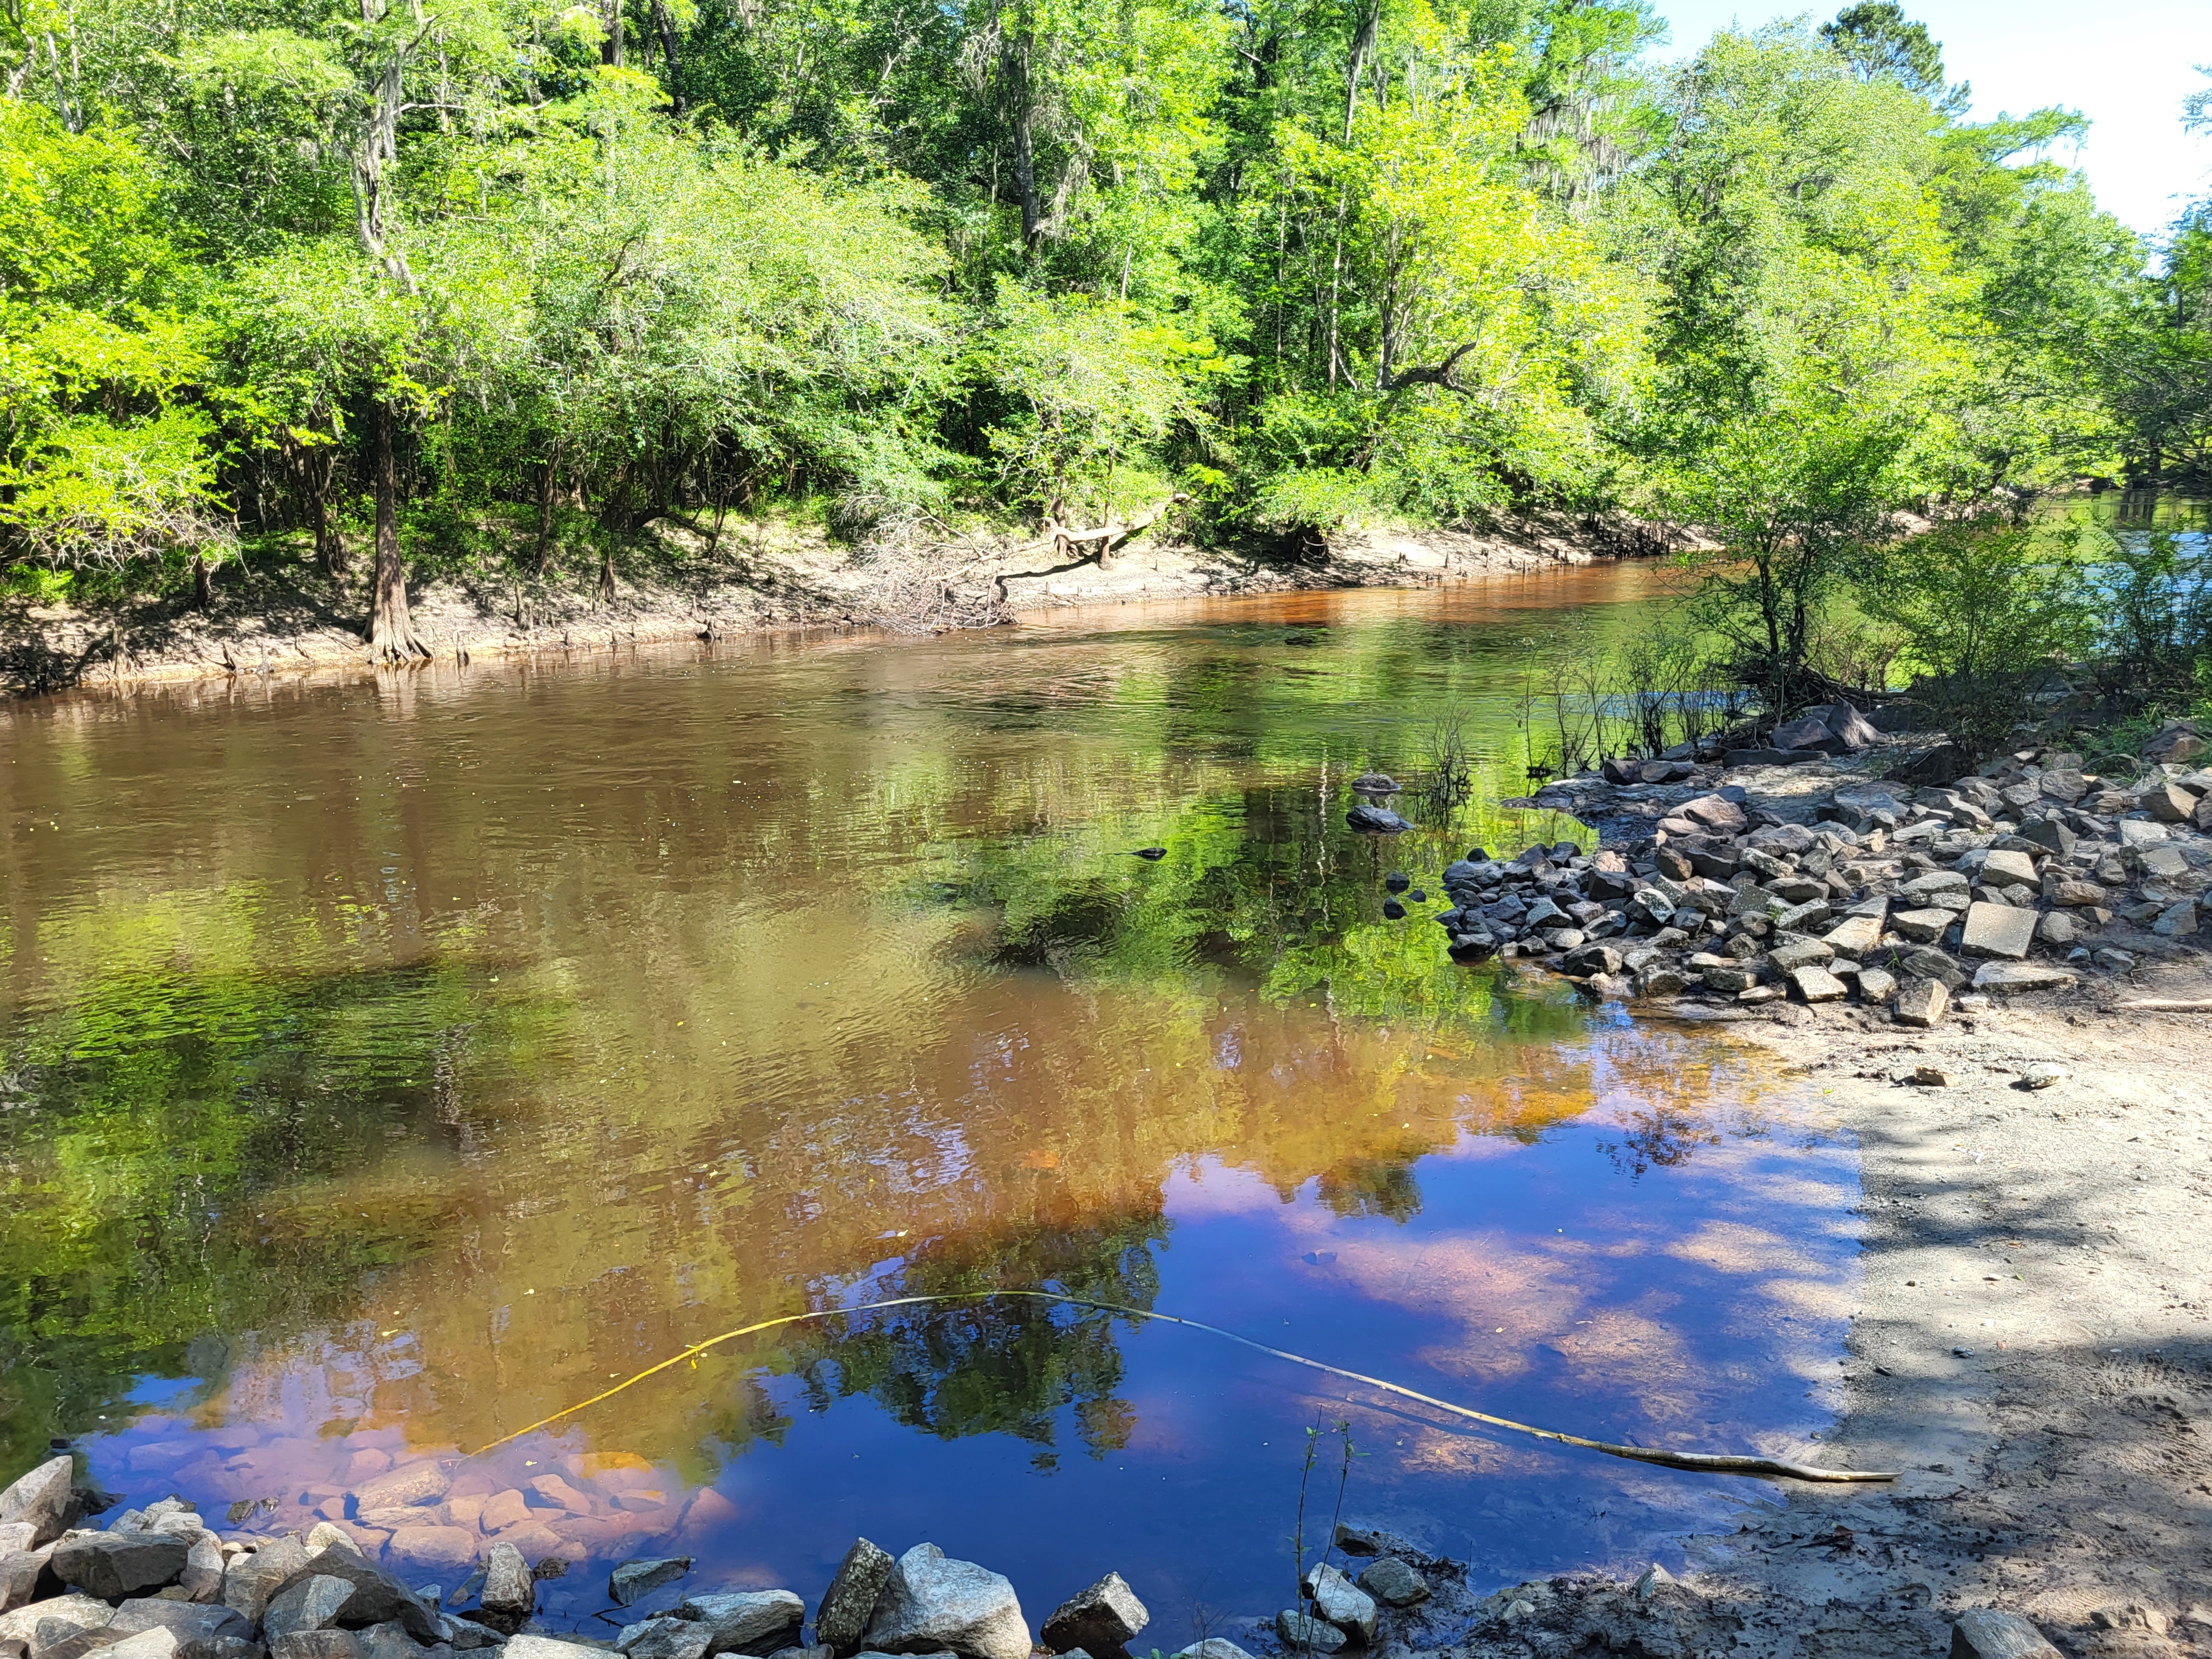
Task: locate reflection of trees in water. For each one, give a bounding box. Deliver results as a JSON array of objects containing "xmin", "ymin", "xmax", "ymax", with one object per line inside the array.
[
  {"xmin": 775, "ymin": 1212, "xmax": 1168, "ymax": 1472},
  {"xmin": 1595, "ymin": 1107, "xmax": 1724, "ymax": 1180},
  {"xmin": 0, "ymin": 958, "xmax": 547, "ymax": 1474},
  {"xmin": 1316, "ymin": 1157, "xmax": 1422, "ymax": 1221}
]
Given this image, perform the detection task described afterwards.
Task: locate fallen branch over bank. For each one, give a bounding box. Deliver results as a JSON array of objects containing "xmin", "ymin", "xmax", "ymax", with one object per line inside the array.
[{"xmin": 472, "ymin": 1289, "xmax": 1895, "ymax": 1484}]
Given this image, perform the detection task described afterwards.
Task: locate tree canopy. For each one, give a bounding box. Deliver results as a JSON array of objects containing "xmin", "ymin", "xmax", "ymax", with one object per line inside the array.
[{"xmin": 0, "ymin": 0, "xmax": 2199, "ymax": 635}]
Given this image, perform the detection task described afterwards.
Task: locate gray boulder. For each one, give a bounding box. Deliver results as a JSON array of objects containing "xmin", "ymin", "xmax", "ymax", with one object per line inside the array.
[
  {"xmin": 53, "ymin": 1532, "xmax": 190, "ymax": 1600},
  {"xmin": 93, "ymin": 1634, "xmax": 180, "ymax": 1659},
  {"xmin": 610, "ymin": 1561, "xmax": 692, "ymax": 1610},
  {"xmin": 263, "ymin": 1578, "xmax": 359, "ymax": 1643},
  {"xmin": 615, "ymin": 1621, "xmax": 710, "ymax": 1659},
  {"xmin": 0, "ymin": 1595, "xmax": 111, "ymax": 1646},
  {"xmin": 815, "ymin": 1540, "xmax": 895, "ymax": 1655},
  {"xmin": 355, "ymin": 1624, "xmax": 434, "ymax": 1659},
  {"xmin": 182, "ymin": 1537, "xmax": 225, "ymax": 1605},
  {"xmin": 1344, "ymin": 804, "xmax": 1411, "ymax": 834},
  {"xmin": 1272, "ymin": 1613, "xmax": 1342, "ymax": 1655},
  {"xmin": 1301, "ymin": 1566, "xmax": 1375, "ymax": 1644},
  {"xmin": 677, "ymin": 1593, "xmax": 804, "ymax": 1657},
  {"xmin": 1039, "ymin": 1575, "xmax": 1147, "ymax": 1657},
  {"xmin": 1353, "ymin": 1561, "xmax": 1427, "ymax": 1609},
  {"xmin": 0, "ymin": 1462, "xmax": 76, "ymax": 1550},
  {"xmin": 270, "ymin": 1637, "xmax": 361, "ymax": 1659},
  {"xmin": 477, "ymin": 1547, "xmax": 531, "ymax": 1635},
  {"xmin": 1171, "ymin": 1646, "xmax": 1254, "ymax": 1659},
  {"xmin": 108, "ymin": 1603, "xmax": 254, "ymax": 1652},
  {"xmin": 266, "ymin": 1543, "xmax": 441, "ymax": 1645},
  {"xmin": 861, "ymin": 1547, "xmax": 1028, "ymax": 1659},
  {"xmin": 33, "ymin": 1627, "xmax": 126, "ymax": 1659},
  {"xmin": 224, "ymin": 1540, "xmax": 314, "ymax": 1626}
]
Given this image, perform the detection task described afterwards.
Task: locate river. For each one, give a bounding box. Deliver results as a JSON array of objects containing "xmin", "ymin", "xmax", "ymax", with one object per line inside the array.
[{"xmin": 0, "ymin": 566, "xmax": 1859, "ymax": 1646}]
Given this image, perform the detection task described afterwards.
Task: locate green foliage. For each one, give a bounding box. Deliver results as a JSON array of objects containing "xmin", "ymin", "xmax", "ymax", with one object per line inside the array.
[
  {"xmin": 1858, "ymin": 516, "xmax": 2098, "ymax": 759},
  {"xmin": 0, "ymin": 0, "xmax": 2187, "ymax": 589}
]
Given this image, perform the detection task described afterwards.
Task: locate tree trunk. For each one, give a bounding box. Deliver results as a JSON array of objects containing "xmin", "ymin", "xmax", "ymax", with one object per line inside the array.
[
  {"xmin": 367, "ymin": 399, "xmax": 431, "ymax": 666},
  {"xmin": 535, "ymin": 453, "xmax": 559, "ymax": 573},
  {"xmin": 190, "ymin": 552, "xmax": 213, "ymax": 609},
  {"xmin": 653, "ymin": 0, "xmax": 682, "ymax": 105},
  {"xmin": 308, "ymin": 446, "xmax": 346, "ymax": 585},
  {"xmin": 601, "ymin": 0, "xmax": 623, "ymax": 65},
  {"xmin": 597, "ymin": 544, "xmax": 617, "ymax": 604},
  {"xmin": 1009, "ymin": 38, "xmax": 1041, "ymax": 249}
]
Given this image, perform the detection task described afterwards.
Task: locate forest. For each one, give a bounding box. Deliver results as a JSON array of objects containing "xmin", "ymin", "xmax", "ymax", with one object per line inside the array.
[{"xmin": 1, "ymin": 0, "xmax": 2209, "ymax": 669}]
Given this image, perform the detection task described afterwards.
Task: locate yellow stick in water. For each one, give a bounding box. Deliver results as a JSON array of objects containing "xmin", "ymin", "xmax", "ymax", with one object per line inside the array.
[{"xmin": 471, "ymin": 1290, "xmax": 1894, "ymax": 1483}]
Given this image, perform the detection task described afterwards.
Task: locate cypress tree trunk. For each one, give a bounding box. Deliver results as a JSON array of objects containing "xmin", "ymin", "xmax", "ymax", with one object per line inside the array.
[{"xmin": 367, "ymin": 399, "xmax": 431, "ymax": 666}]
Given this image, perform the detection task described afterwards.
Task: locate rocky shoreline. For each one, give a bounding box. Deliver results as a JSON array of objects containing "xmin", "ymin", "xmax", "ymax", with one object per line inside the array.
[{"xmin": 1359, "ymin": 712, "xmax": 2210, "ymax": 1028}]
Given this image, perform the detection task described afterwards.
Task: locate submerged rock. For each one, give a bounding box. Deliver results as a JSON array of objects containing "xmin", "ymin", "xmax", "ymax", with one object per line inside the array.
[
  {"xmin": 610, "ymin": 1559, "xmax": 693, "ymax": 1609},
  {"xmin": 1271, "ymin": 1613, "xmax": 1343, "ymax": 1655},
  {"xmin": 1353, "ymin": 1559, "xmax": 1427, "ymax": 1610},
  {"xmin": 1345, "ymin": 804, "xmax": 1410, "ymax": 834},
  {"xmin": 477, "ymin": 1545, "xmax": 533, "ymax": 1635}
]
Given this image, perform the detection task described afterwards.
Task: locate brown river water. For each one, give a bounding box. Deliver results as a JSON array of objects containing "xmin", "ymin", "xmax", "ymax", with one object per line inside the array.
[{"xmin": 0, "ymin": 568, "xmax": 1859, "ymax": 1645}]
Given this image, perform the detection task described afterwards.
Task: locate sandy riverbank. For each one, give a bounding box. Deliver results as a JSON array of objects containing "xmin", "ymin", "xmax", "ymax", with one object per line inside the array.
[
  {"xmin": 0, "ymin": 516, "xmax": 1651, "ymax": 696},
  {"xmin": 1409, "ymin": 755, "xmax": 2212, "ymax": 1658}
]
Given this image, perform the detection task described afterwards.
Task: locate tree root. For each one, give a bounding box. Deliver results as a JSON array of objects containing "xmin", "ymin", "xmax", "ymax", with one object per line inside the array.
[{"xmin": 470, "ymin": 1290, "xmax": 1896, "ymax": 1483}]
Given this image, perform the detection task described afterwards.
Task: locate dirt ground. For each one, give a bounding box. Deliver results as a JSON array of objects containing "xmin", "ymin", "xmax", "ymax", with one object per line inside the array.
[{"xmin": 1407, "ymin": 960, "xmax": 2212, "ymax": 1658}]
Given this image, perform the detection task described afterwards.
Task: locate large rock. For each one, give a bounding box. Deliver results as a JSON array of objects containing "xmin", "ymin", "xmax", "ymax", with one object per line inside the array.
[
  {"xmin": 53, "ymin": 1533, "xmax": 190, "ymax": 1600},
  {"xmin": 180, "ymin": 1537, "xmax": 223, "ymax": 1605},
  {"xmin": 504, "ymin": 1640, "xmax": 609, "ymax": 1659},
  {"xmin": 1950, "ymin": 1609, "xmax": 2062, "ymax": 1659},
  {"xmin": 477, "ymin": 1545, "xmax": 533, "ymax": 1634},
  {"xmin": 1301, "ymin": 1567, "xmax": 1375, "ymax": 1644},
  {"xmin": 223, "ymin": 1538, "xmax": 313, "ymax": 1625},
  {"xmin": 862, "ymin": 1547, "xmax": 1028, "ymax": 1659},
  {"xmin": 1959, "ymin": 902, "xmax": 2036, "ymax": 961},
  {"xmin": 1790, "ymin": 965, "xmax": 1847, "ymax": 1003},
  {"xmin": 1, "ymin": 1545, "xmax": 55, "ymax": 1614},
  {"xmin": 0, "ymin": 1462, "xmax": 75, "ymax": 1551},
  {"xmin": 1677, "ymin": 795, "xmax": 1746, "ymax": 832},
  {"xmin": 1171, "ymin": 1646, "xmax": 1254, "ymax": 1659},
  {"xmin": 106, "ymin": 1603, "xmax": 253, "ymax": 1651},
  {"xmin": 2153, "ymin": 900, "xmax": 2199, "ymax": 937},
  {"xmin": 679, "ymin": 1593, "xmax": 804, "ymax": 1656},
  {"xmin": 610, "ymin": 1559, "xmax": 693, "ymax": 1609},
  {"xmin": 94, "ymin": 1633, "xmax": 179, "ymax": 1659},
  {"xmin": 617, "ymin": 1620, "xmax": 713, "ymax": 1659},
  {"xmin": 264, "ymin": 1578, "xmax": 359, "ymax": 1643},
  {"xmin": 1039, "ymin": 1575, "xmax": 1147, "ymax": 1657},
  {"xmin": 1890, "ymin": 908, "xmax": 1954, "ymax": 944},
  {"xmin": 0, "ymin": 1595, "xmax": 111, "ymax": 1646},
  {"xmin": 1973, "ymin": 962, "xmax": 2078, "ymax": 993},
  {"xmin": 272, "ymin": 1637, "xmax": 363, "ymax": 1659},
  {"xmin": 1772, "ymin": 714, "xmax": 1843, "ymax": 754},
  {"xmin": 2142, "ymin": 781, "xmax": 2201, "ymax": 823},
  {"xmin": 1822, "ymin": 911, "xmax": 1884, "ymax": 955},
  {"xmin": 1893, "ymin": 978, "xmax": 1950, "ymax": 1028},
  {"xmin": 267, "ymin": 1542, "xmax": 441, "ymax": 1645},
  {"xmin": 1271, "ymin": 1614, "xmax": 1342, "ymax": 1655},
  {"xmin": 1979, "ymin": 849, "xmax": 2039, "ymax": 888},
  {"xmin": 815, "ymin": 1540, "xmax": 895, "ymax": 1656},
  {"xmin": 1354, "ymin": 1561, "xmax": 1426, "ymax": 1609}
]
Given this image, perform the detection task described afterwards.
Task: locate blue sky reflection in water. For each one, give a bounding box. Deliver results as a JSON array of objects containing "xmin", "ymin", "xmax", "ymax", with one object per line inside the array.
[{"xmin": 0, "ymin": 569, "xmax": 1858, "ymax": 1644}]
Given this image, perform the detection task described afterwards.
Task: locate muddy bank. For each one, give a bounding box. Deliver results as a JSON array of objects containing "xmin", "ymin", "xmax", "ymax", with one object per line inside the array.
[{"xmin": 0, "ymin": 514, "xmax": 1650, "ymax": 695}]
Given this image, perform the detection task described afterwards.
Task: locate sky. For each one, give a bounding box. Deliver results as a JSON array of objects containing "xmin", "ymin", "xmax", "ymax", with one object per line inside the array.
[{"xmin": 1647, "ymin": 0, "xmax": 2211, "ymax": 241}]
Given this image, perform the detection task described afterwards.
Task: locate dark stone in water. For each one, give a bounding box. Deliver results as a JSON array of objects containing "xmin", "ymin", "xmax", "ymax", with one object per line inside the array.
[
  {"xmin": 1129, "ymin": 848, "xmax": 1167, "ymax": 861},
  {"xmin": 1040, "ymin": 1572, "xmax": 1149, "ymax": 1657},
  {"xmin": 1381, "ymin": 899, "xmax": 1406, "ymax": 920},
  {"xmin": 1384, "ymin": 872, "xmax": 1409, "ymax": 893},
  {"xmin": 1408, "ymin": 889, "xmax": 1425, "ymax": 902},
  {"xmin": 610, "ymin": 1559, "xmax": 693, "ymax": 1609},
  {"xmin": 1345, "ymin": 804, "xmax": 1410, "ymax": 834}
]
